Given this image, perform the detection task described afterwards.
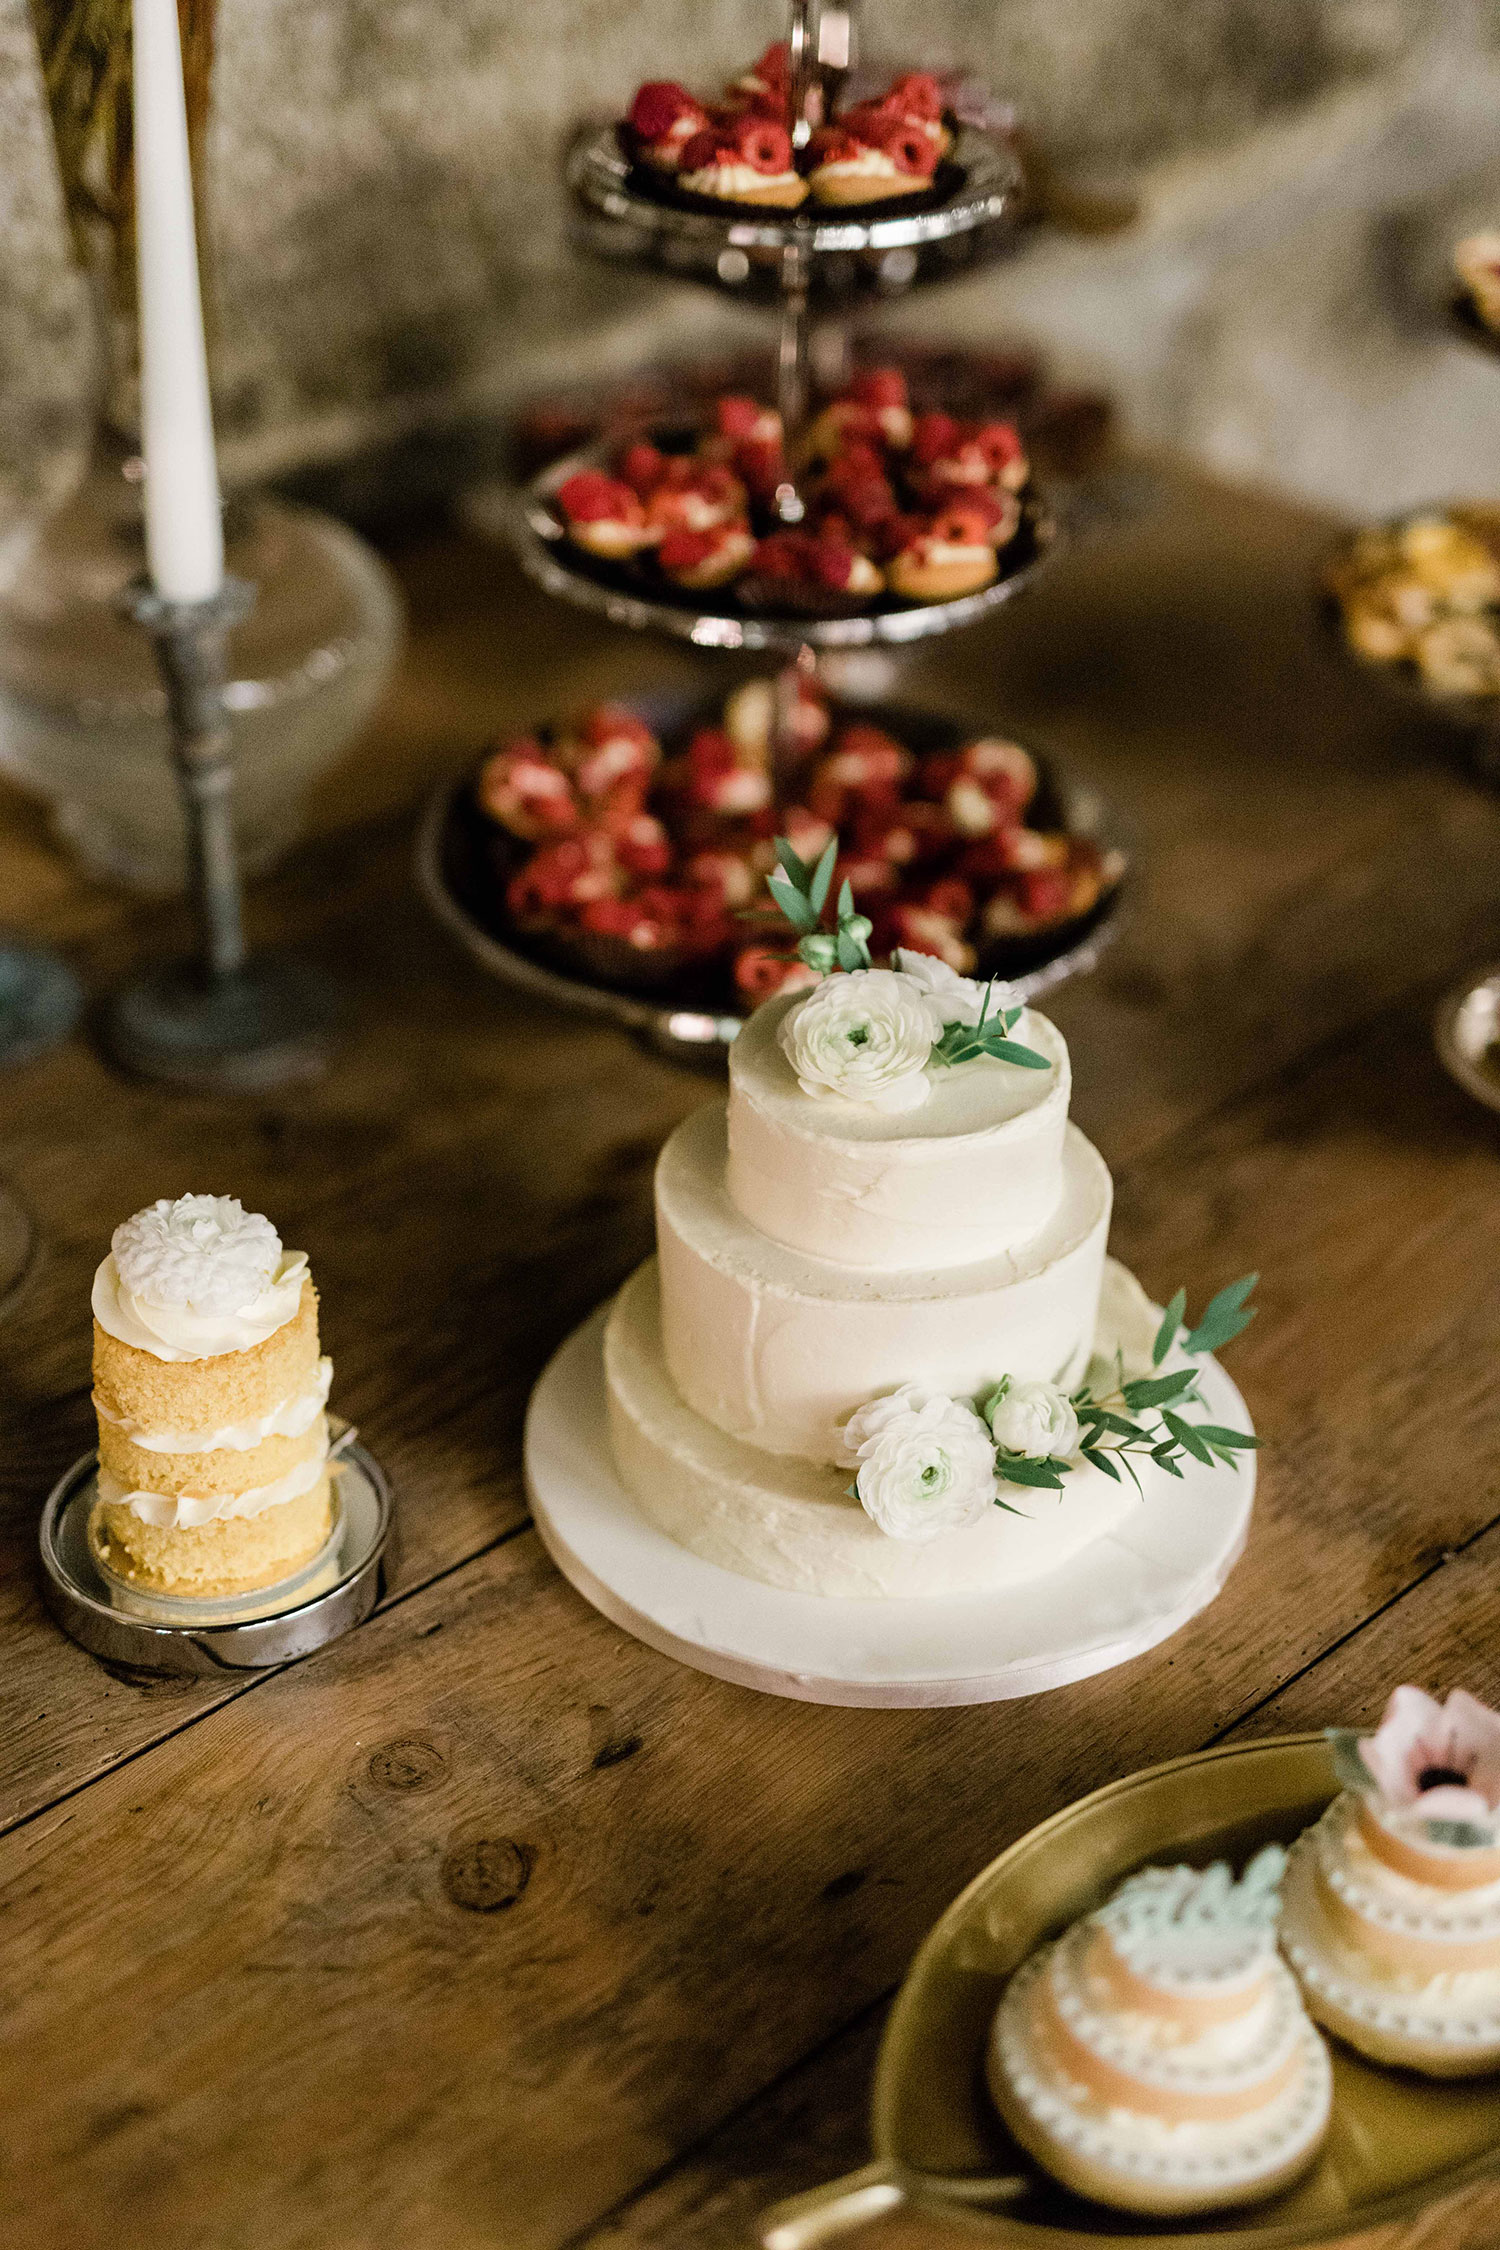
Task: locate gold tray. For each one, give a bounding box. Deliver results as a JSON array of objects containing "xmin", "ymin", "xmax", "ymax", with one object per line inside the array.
[{"xmin": 761, "ymin": 1736, "xmax": 1500, "ymax": 2247}]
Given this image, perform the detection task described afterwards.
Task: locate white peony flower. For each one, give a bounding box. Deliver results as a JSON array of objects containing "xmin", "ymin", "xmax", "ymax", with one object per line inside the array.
[
  {"xmin": 112, "ymin": 1194, "xmax": 282, "ymax": 1314},
  {"xmin": 779, "ymin": 969, "xmax": 944, "ymax": 1112},
  {"xmin": 985, "ymin": 1376, "xmax": 1080, "ymax": 1460},
  {"xmin": 892, "ymin": 948, "xmax": 1019, "ymax": 1030},
  {"xmin": 838, "ymin": 1384, "xmax": 998, "ymax": 1542}
]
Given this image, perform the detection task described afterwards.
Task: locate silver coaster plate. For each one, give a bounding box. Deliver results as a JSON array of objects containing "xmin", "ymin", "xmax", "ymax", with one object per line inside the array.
[{"xmin": 38, "ymin": 1430, "xmax": 395, "ymax": 1677}]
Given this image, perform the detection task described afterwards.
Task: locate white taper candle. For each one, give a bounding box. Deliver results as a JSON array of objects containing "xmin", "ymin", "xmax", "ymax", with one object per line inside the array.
[{"xmin": 131, "ymin": 0, "xmax": 224, "ymax": 602}]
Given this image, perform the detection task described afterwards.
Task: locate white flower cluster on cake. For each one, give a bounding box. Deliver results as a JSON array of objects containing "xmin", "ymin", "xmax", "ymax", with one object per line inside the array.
[
  {"xmin": 766, "ymin": 833, "xmax": 1046, "ymax": 1112},
  {"xmin": 836, "ymin": 1278, "xmax": 1261, "ymax": 1544},
  {"xmin": 113, "ymin": 1194, "xmax": 283, "ymax": 1313}
]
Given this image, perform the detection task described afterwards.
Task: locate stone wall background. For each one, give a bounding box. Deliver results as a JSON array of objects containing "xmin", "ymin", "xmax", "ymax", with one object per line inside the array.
[{"xmin": 5, "ymin": 0, "xmax": 1500, "ymax": 523}]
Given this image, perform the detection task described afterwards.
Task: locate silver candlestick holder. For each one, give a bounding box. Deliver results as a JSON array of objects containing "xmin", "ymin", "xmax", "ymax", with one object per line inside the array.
[{"xmin": 105, "ymin": 579, "xmax": 339, "ymax": 1090}]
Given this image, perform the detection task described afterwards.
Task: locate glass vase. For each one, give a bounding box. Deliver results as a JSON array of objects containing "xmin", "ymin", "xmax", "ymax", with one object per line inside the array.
[{"xmin": 2, "ymin": 0, "xmax": 403, "ymax": 894}]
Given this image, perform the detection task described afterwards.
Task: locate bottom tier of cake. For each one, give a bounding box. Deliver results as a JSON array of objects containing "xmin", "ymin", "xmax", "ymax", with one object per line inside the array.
[{"xmin": 605, "ymin": 1256, "xmax": 1164, "ymax": 1600}]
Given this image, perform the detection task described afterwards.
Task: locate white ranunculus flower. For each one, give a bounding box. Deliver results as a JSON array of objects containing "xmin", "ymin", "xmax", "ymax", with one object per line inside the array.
[
  {"xmin": 985, "ymin": 1377, "xmax": 1080, "ymax": 1460},
  {"xmin": 837, "ymin": 1384, "xmax": 998, "ymax": 1542},
  {"xmin": 892, "ymin": 948, "xmax": 1020, "ymax": 1030},
  {"xmin": 779, "ymin": 969, "xmax": 944, "ymax": 1112}
]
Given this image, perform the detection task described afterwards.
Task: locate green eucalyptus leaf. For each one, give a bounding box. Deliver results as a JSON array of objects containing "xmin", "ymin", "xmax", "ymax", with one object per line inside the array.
[
  {"xmin": 1161, "ymin": 1410, "xmax": 1216, "ymax": 1467},
  {"xmin": 774, "ymin": 837, "xmax": 814, "ymax": 893},
  {"xmin": 982, "ymin": 1039, "xmax": 1052, "ymax": 1070},
  {"xmin": 837, "ymin": 877, "xmax": 855, "ymax": 921},
  {"xmin": 768, "ymin": 872, "xmax": 818, "ymax": 931},
  {"xmin": 1152, "ymin": 1287, "xmax": 1187, "ymax": 1368},
  {"xmin": 808, "ymin": 835, "xmax": 839, "ymax": 916},
  {"xmin": 1120, "ymin": 1368, "xmax": 1199, "ymax": 1410},
  {"xmin": 1185, "ymin": 1274, "xmax": 1258, "ymax": 1356},
  {"xmin": 996, "ymin": 1453, "xmax": 1068, "ymax": 1491},
  {"xmin": 1192, "ymin": 1424, "xmax": 1262, "ymax": 1450},
  {"xmin": 1080, "ymin": 1444, "xmax": 1121, "ymax": 1482}
]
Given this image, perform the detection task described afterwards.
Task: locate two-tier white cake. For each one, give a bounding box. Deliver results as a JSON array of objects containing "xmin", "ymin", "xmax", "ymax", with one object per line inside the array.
[{"xmin": 605, "ymin": 969, "xmax": 1155, "ymax": 1600}]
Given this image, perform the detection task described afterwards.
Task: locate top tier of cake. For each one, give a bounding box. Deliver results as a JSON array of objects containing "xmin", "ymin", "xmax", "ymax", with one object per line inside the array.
[{"xmin": 726, "ymin": 989, "xmax": 1071, "ymax": 1271}]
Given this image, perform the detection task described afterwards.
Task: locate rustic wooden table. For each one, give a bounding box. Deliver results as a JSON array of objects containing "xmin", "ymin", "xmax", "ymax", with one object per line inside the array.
[{"xmin": 3, "ymin": 465, "xmax": 1500, "ymax": 2250}]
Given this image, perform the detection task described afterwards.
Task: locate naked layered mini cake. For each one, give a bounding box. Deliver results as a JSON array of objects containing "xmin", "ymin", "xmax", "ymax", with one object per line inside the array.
[{"xmin": 91, "ymin": 1194, "xmax": 334, "ymax": 1596}]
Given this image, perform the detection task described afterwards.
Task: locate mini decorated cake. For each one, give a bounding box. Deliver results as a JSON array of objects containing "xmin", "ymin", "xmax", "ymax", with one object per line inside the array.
[
  {"xmin": 988, "ymin": 1852, "xmax": 1331, "ymax": 2216},
  {"xmin": 1280, "ymin": 1685, "xmax": 1500, "ymax": 2075},
  {"xmin": 91, "ymin": 1195, "xmax": 335, "ymax": 1596}
]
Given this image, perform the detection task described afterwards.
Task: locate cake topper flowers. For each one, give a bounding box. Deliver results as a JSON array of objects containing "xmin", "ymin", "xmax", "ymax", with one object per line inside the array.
[
  {"xmin": 764, "ymin": 834, "xmax": 1049, "ymax": 1107},
  {"xmin": 838, "ymin": 1274, "xmax": 1261, "ymax": 1539},
  {"xmin": 1329, "ymin": 1686, "xmax": 1500, "ymax": 1846}
]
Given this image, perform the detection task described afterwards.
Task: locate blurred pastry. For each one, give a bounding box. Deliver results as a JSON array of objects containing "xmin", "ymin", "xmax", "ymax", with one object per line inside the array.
[
  {"xmin": 555, "ymin": 470, "xmax": 656, "ymax": 560},
  {"xmin": 678, "ymin": 117, "xmax": 807, "ymax": 208},
  {"xmin": 626, "ymin": 81, "xmax": 712, "ymax": 172},
  {"xmin": 1281, "ymin": 1686, "xmax": 1500, "ymax": 2076},
  {"xmin": 806, "ymin": 109, "xmax": 938, "ymax": 205},
  {"xmin": 989, "ymin": 1851, "xmax": 1331, "ymax": 2217},
  {"xmin": 886, "ymin": 502, "xmax": 1000, "ymax": 600}
]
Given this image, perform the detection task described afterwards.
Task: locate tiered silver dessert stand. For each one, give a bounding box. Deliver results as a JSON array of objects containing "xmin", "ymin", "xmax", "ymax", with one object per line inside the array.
[{"xmin": 436, "ymin": 1, "xmax": 1128, "ymax": 1056}]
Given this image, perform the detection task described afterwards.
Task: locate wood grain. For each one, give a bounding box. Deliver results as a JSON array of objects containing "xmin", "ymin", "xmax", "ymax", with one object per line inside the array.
[{"xmin": 2, "ymin": 472, "xmax": 1500, "ymax": 2244}]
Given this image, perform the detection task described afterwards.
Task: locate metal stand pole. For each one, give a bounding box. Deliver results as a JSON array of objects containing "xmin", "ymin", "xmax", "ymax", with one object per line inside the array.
[{"xmin": 105, "ymin": 579, "xmax": 339, "ymax": 1090}]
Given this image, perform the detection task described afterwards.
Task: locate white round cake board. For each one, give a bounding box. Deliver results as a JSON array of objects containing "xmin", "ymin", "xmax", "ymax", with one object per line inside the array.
[{"xmin": 524, "ymin": 1292, "xmax": 1256, "ymax": 1709}]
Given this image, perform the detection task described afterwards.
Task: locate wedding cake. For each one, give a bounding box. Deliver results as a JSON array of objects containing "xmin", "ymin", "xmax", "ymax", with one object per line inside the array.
[{"xmin": 605, "ymin": 847, "xmax": 1257, "ymax": 1600}]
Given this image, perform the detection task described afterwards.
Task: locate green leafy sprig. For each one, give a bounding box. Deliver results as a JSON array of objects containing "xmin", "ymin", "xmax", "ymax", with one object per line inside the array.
[
  {"xmin": 930, "ymin": 979, "xmax": 1049, "ymax": 1073},
  {"xmin": 988, "ymin": 1276, "xmax": 1263, "ymax": 1497},
  {"xmin": 764, "ymin": 836, "xmax": 1049, "ymax": 1070},
  {"xmin": 766, "ymin": 837, "xmax": 873, "ymax": 973}
]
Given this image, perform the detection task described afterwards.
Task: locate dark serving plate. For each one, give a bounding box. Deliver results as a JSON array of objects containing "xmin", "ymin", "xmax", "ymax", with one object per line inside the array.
[{"xmin": 416, "ymin": 689, "xmax": 1130, "ymax": 1062}]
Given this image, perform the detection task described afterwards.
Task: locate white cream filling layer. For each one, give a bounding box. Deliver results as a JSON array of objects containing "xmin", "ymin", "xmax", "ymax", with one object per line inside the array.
[
  {"xmin": 94, "ymin": 1359, "xmax": 333, "ymax": 1453},
  {"xmin": 92, "ymin": 1249, "xmax": 308, "ymax": 1362},
  {"xmin": 100, "ymin": 1426, "xmax": 330, "ymax": 1530},
  {"xmin": 681, "ymin": 164, "xmax": 802, "ymax": 195},
  {"xmin": 814, "ymin": 149, "xmax": 904, "ymax": 179}
]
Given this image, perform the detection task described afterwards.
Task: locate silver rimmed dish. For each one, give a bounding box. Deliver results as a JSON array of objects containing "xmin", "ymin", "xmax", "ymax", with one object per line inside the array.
[
  {"xmin": 416, "ymin": 689, "xmax": 1129, "ymax": 1063},
  {"xmin": 564, "ymin": 118, "xmax": 1025, "ymax": 298},
  {"xmin": 39, "ymin": 1421, "xmax": 395, "ymax": 1676},
  {"xmin": 1435, "ymin": 964, "xmax": 1500, "ymax": 1115},
  {"xmin": 470, "ymin": 444, "xmax": 1059, "ymax": 656}
]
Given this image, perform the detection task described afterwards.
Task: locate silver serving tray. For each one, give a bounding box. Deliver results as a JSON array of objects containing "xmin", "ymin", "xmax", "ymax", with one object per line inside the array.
[
  {"xmin": 39, "ymin": 1424, "xmax": 394, "ymax": 1676},
  {"xmin": 416, "ymin": 693, "xmax": 1129, "ymax": 1063},
  {"xmin": 470, "ymin": 440, "xmax": 1059, "ymax": 656},
  {"xmin": 565, "ymin": 118, "xmax": 1025, "ymax": 296}
]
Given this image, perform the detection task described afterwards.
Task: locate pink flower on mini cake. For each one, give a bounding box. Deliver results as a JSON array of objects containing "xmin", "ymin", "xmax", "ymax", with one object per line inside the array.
[
  {"xmin": 677, "ymin": 116, "xmax": 807, "ymax": 208},
  {"xmin": 555, "ymin": 470, "xmax": 655, "ymax": 561},
  {"xmin": 626, "ymin": 80, "xmax": 712, "ymax": 172},
  {"xmin": 657, "ymin": 522, "xmax": 757, "ymax": 590},
  {"xmin": 1356, "ymin": 1686, "xmax": 1500, "ymax": 1832},
  {"xmin": 885, "ymin": 500, "xmax": 1001, "ymax": 601},
  {"xmin": 806, "ymin": 111, "xmax": 937, "ymax": 205}
]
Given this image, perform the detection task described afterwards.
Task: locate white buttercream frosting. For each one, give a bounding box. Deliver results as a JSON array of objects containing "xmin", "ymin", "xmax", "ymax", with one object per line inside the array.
[
  {"xmin": 94, "ymin": 1359, "xmax": 333, "ymax": 1453},
  {"xmin": 98, "ymin": 1425, "xmax": 330, "ymax": 1530},
  {"xmin": 93, "ymin": 1194, "xmax": 308, "ymax": 1361},
  {"xmin": 727, "ymin": 990, "xmax": 1071, "ymax": 1271},
  {"xmin": 605, "ymin": 1257, "xmax": 1145, "ymax": 1598},
  {"xmin": 665, "ymin": 1101, "xmax": 1108, "ymax": 1461}
]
